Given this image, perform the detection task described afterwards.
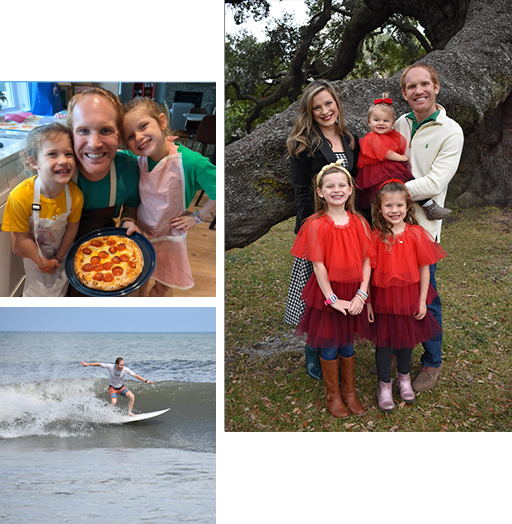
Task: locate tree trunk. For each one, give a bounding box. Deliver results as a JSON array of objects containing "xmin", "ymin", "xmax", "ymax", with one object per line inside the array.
[{"xmin": 225, "ymin": 0, "xmax": 512, "ymax": 250}]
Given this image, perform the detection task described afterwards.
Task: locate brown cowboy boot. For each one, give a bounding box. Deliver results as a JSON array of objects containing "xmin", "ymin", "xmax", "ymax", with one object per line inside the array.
[
  {"xmin": 339, "ymin": 355, "xmax": 366, "ymax": 416},
  {"xmin": 320, "ymin": 357, "xmax": 349, "ymax": 419}
]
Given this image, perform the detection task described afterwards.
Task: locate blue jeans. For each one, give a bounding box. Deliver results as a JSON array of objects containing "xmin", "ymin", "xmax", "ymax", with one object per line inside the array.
[
  {"xmin": 320, "ymin": 344, "xmax": 354, "ymax": 360},
  {"xmin": 421, "ymin": 263, "xmax": 443, "ymax": 368}
]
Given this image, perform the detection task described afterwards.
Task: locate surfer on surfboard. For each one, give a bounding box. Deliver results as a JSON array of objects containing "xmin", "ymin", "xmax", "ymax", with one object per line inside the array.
[{"xmin": 81, "ymin": 357, "xmax": 154, "ymax": 416}]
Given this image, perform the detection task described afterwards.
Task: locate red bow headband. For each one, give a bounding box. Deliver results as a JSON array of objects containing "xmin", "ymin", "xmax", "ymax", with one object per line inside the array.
[
  {"xmin": 374, "ymin": 98, "xmax": 392, "ymax": 105},
  {"xmin": 377, "ymin": 178, "xmax": 411, "ymax": 198}
]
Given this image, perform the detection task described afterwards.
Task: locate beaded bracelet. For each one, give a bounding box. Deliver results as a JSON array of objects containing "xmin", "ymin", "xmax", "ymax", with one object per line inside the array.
[
  {"xmin": 193, "ymin": 210, "xmax": 206, "ymax": 224},
  {"xmin": 354, "ymin": 289, "xmax": 368, "ymax": 304}
]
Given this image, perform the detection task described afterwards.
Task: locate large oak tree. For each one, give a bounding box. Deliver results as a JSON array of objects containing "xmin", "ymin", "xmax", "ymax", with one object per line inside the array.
[{"xmin": 225, "ymin": 0, "xmax": 512, "ymax": 250}]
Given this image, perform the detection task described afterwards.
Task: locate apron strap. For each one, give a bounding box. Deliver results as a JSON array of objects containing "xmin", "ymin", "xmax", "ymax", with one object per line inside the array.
[
  {"xmin": 32, "ymin": 177, "xmax": 72, "ymax": 259},
  {"xmin": 109, "ymin": 161, "xmax": 117, "ymax": 207},
  {"xmin": 32, "ymin": 177, "xmax": 44, "ymax": 258},
  {"xmin": 150, "ymin": 233, "xmax": 187, "ymax": 243},
  {"xmin": 72, "ymin": 161, "xmax": 117, "ymax": 207}
]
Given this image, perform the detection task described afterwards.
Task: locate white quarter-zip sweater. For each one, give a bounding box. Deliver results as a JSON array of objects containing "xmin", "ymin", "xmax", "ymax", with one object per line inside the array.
[{"xmin": 394, "ymin": 104, "xmax": 464, "ymax": 241}]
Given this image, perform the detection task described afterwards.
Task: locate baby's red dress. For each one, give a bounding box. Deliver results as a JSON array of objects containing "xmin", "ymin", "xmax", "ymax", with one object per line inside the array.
[
  {"xmin": 357, "ymin": 130, "xmax": 413, "ymax": 208},
  {"xmin": 291, "ymin": 212, "xmax": 376, "ymax": 349},
  {"xmin": 370, "ymin": 224, "xmax": 447, "ymax": 349}
]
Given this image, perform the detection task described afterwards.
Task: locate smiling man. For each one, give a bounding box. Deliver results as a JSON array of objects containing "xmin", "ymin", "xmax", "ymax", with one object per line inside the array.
[
  {"xmin": 66, "ymin": 87, "xmax": 141, "ymax": 240},
  {"xmin": 393, "ymin": 63, "xmax": 464, "ymax": 392}
]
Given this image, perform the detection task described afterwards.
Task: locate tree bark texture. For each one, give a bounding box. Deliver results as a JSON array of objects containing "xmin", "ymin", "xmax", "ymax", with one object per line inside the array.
[{"xmin": 225, "ymin": 0, "xmax": 512, "ymax": 250}]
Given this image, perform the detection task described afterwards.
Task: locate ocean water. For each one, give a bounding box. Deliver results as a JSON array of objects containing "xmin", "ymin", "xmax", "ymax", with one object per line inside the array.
[{"xmin": 0, "ymin": 331, "xmax": 216, "ymax": 523}]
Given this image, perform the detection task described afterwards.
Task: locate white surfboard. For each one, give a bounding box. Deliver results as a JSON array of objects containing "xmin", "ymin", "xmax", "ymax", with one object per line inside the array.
[{"xmin": 118, "ymin": 408, "xmax": 170, "ymax": 424}]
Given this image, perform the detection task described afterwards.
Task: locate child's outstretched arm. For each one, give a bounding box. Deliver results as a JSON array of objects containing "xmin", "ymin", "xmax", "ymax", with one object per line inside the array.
[
  {"xmin": 12, "ymin": 232, "xmax": 58, "ymax": 274},
  {"xmin": 385, "ymin": 149, "xmax": 409, "ymax": 163},
  {"xmin": 348, "ymin": 257, "xmax": 371, "ymax": 315},
  {"xmin": 313, "ymin": 261, "xmax": 351, "ymax": 315},
  {"xmin": 414, "ymin": 265, "xmax": 430, "ymax": 320}
]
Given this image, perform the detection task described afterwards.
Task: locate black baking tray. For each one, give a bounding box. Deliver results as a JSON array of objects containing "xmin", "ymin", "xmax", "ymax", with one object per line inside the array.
[{"xmin": 65, "ymin": 227, "xmax": 156, "ymax": 297}]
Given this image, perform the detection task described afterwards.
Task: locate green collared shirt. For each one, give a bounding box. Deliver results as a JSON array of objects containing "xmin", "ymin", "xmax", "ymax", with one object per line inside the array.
[{"xmin": 406, "ymin": 110, "xmax": 440, "ymax": 139}]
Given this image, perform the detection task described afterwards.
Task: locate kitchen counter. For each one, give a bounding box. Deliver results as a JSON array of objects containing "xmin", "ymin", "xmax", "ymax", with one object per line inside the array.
[
  {"xmin": 0, "ymin": 134, "xmax": 26, "ymax": 167},
  {"xmin": 0, "ymin": 133, "xmax": 28, "ymax": 296}
]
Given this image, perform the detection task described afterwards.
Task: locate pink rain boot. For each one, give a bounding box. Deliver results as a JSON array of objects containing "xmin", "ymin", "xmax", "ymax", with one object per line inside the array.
[
  {"xmin": 377, "ymin": 381, "xmax": 395, "ymax": 413},
  {"xmin": 397, "ymin": 372, "xmax": 416, "ymax": 404}
]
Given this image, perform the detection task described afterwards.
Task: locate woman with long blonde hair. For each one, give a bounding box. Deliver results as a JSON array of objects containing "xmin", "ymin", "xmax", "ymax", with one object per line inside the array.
[{"xmin": 284, "ymin": 80, "xmax": 360, "ymax": 380}]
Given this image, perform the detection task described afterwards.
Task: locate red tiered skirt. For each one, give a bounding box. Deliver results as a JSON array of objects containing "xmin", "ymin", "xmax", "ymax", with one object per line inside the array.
[
  {"xmin": 356, "ymin": 160, "xmax": 413, "ymax": 209},
  {"xmin": 370, "ymin": 281, "xmax": 441, "ymax": 349},
  {"xmin": 295, "ymin": 280, "xmax": 372, "ymax": 349}
]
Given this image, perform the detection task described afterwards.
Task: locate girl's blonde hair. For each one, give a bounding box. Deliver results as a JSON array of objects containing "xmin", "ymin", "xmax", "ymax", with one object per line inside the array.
[
  {"xmin": 367, "ymin": 93, "xmax": 395, "ymax": 122},
  {"xmin": 123, "ymin": 97, "xmax": 173, "ymax": 137},
  {"xmin": 287, "ymin": 80, "xmax": 355, "ymax": 158},
  {"xmin": 372, "ymin": 180, "xmax": 419, "ymax": 250},
  {"xmin": 23, "ymin": 122, "xmax": 73, "ymax": 176}
]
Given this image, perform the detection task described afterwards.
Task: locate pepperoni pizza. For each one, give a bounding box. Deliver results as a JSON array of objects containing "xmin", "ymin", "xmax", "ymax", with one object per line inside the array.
[{"xmin": 74, "ymin": 235, "xmax": 144, "ymax": 291}]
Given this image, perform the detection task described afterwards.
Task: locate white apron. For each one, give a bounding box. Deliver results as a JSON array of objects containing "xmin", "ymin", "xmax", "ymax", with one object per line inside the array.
[
  {"xmin": 137, "ymin": 153, "xmax": 193, "ymax": 289},
  {"xmin": 23, "ymin": 177, "xmax": 72, "ymax": 297}
]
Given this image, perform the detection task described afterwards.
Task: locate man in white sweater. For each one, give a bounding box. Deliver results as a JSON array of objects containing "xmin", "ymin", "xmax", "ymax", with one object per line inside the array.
[{"xmin": 394, "ymin": 63, "xmax": 464, "ymax": 392}]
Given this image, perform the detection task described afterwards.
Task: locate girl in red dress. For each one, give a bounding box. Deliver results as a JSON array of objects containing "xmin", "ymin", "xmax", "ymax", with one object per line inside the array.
[
  {"xmin": 356, "ymin": 97, "xmax": 412, "ymax": 211},
  {"xmin": 368, "ymin": 180, "xmax": 447, "ymax": 412},
  {"xmin": 357, "ymin": 96, "xmax": 450, "ymax": 220},
  {"xmin": 291, "ymin": 161, "xmax": 375, "ymax": 418}
]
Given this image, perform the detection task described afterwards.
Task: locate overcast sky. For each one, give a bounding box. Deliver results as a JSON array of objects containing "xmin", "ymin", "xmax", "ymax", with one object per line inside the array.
[{"xmin": 0, "ymin": 307, "xmax": 215, "ymax": 333}]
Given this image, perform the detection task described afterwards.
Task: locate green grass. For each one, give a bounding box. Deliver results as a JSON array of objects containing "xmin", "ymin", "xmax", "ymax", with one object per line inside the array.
[{"xmin": 225, "ymin": 207, "xmax": 512, "ymax": 432}]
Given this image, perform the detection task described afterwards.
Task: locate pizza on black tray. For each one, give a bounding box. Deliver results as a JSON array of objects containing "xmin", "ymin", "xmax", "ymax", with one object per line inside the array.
[{"xmin": 74, "ymin": 235, "xmax": 144, "ymax": 291}]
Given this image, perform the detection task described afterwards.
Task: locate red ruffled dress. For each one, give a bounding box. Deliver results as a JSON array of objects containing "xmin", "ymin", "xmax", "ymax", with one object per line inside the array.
[
  {"xmin": 291, "ymin": 212, "xmax": 376, "ymax": 349},
  {"xmin": 356, "ymin": 130, "xmax": 413, "ymax": 209},
  {"xmin": 369, "ymin": 224, "xmax": 447, "ymax": 349}
]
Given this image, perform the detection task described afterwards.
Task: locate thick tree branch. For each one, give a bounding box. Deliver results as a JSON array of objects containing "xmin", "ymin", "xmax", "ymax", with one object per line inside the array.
[
  {"xmin": 225, "ymin": 80, "xmax": 259, "ymax": 103},
  {"xmin": 225, "ymin": 0, "xmax": 512, "ymax": 250},
  {"xmin": 389, "ymin": 17, "xmax": 433, "ymax": 53},
  {"xmin": 326, "ymin": 3, "xmax": 394, "ymax": 80},
  {"xmin": 365, "ymin": 0, "xmax": 471, "ymax": 49}
]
